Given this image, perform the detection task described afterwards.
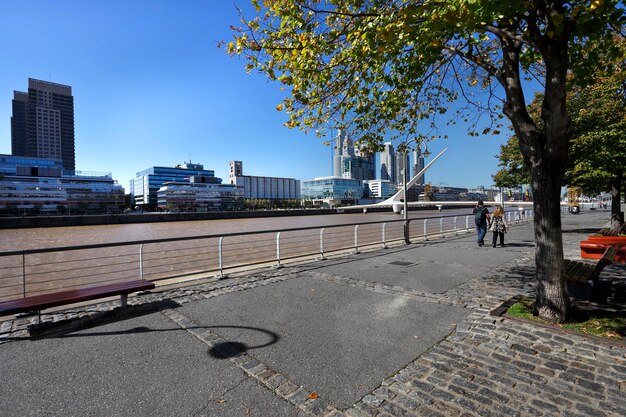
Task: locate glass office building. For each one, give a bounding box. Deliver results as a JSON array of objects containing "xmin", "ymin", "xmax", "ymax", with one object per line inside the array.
[
  {"xmin": 301, "ymin": 176, "xmax": 363, "ymax": 207},
  {"xmin": 157, "ymin": 180, "xmax": 243, "ymax": 212},
  {"xmin": 130, "ymin": 162, "xmax": 219, "ymax": 209},
  {"xmin": 364, "ymin": 180, "xmax": 396, "ymax": 199},
  {"xmin": 0, "ymin": 155, "xmax": 63, "ymax": 176},
  {"xmin": 0, "ymin": 155, "xmax": 124, "ymax": 215}
]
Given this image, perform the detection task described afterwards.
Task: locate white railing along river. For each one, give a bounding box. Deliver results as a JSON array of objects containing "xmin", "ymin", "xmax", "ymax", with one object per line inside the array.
[{"xmin": 0, "ymin": 209, "xmax": 534, "ymax": 302}]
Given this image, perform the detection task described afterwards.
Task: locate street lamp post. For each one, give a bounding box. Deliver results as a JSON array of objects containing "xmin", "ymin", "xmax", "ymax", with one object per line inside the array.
[
  {"xmin": 403, "ymin": 164, "xmax": 409, "ymax": 244},
  {"xmin": 401, "ymin": 139, "xmax": 430, "ymax": 245}
]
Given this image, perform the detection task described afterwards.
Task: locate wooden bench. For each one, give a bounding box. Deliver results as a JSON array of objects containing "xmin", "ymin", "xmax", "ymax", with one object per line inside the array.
[
  {"xmin": 597, "ymin": 226, "xmax": 626, "ymax": 236},
  {"xmin": 564, "ymin": 246, "xmax": 616, "ymax": 298},
  {"xmin": 0, "ymin": 280, "xmax": 155, "ymax": 321}
]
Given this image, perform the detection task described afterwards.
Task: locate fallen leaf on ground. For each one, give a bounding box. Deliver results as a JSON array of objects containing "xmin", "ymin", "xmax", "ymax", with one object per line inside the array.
[{"xmin": 308, "ymin": 392, "xmax": 319, "ymax": 399}]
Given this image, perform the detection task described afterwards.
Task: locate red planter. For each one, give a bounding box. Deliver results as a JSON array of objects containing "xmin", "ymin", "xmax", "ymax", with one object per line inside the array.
[
  {"xmin": 587, "ymin": 235, "xmax": 626, "ymax": 244},
  {"xmin": 580, "ymin": 241, "xmax": 626, "ymax": 264}
]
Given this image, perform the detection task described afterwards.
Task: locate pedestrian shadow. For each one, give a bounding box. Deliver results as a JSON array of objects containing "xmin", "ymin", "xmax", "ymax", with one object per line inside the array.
[{"xmin": 499, "ymin": 242, "xmax": 535, "ymax": 248}]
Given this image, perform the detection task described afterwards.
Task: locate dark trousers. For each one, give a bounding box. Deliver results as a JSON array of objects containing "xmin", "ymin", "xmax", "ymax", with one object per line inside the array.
[{"xmin": 492, "ymin": 232, "xmax": 504, "ymax": 246}]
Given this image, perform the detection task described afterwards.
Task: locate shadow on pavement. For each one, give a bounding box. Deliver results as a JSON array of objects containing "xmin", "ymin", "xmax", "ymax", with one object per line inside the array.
[
  {"xmin": 561, "ymin": 227, "xmax": 604, "ymax": 234},
  {"xmin": 492, "ymin": 242, "xmax": 535, "ymax": 248},
  {"xmin": 53, "ymin": 322, "xmax": 281, "ymax": 360}
]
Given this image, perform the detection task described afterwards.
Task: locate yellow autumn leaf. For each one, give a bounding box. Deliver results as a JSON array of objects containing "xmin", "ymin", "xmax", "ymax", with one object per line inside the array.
[
  {"xmin": 276, "ymin": 103, "xmax": 284, "ymax": 111},
  {"xmin": 590, "ymin": 0, "xmax": 603, "ymax": 12}
]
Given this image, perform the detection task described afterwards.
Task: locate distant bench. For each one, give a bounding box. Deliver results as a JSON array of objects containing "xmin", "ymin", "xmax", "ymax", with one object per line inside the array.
[
  {"xmin": 596, "ymin": 227, "xmax": 626, "ymax": 236},
  {"xmin": 0, "ymin": 280, "xmax": 155, "ymax": 321},
  {"xmin": 564, "ymin": 246, "xmax": 616, "ymax": 299}
]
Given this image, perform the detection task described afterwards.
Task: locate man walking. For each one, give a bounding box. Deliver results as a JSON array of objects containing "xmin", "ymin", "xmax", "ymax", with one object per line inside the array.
[{"xmin": 473, "ymin": 200, "xmax": 490, "ymax": 246}]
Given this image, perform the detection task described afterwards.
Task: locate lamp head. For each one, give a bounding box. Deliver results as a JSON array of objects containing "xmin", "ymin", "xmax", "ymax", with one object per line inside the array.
[{"xmin": 422, "ymin": 143, "xmax": 432, "ymax": 157}]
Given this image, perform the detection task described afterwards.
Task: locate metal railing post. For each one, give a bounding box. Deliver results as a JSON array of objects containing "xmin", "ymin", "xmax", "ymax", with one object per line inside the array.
[
  {"xmin": 22, "ymin": 251, "xmax": 26, "ymax": 298},
  {"xmin": 382, "ymin": 223, "xmax": 387, "ymax": 249},
  {"xmin": 423, "ymin": 219, "xmax": 428, "ymax": 241},
  {"xmin": 139, "ymin": 243, "xmax": 144, "ymax": 281},
  {"xmin": 403, "ymin": 219, "xmax": 411, "ymax": 245},
  {"xmin": 276, "ymin": 232, "xmax": 283, "ymax": 268},
  {"xmin": 453, "ymin": 216, "xmax": 458, "ymax": 235},
  {"xmin": 439, "ymin": 218, "xmax": 444, "ymax": 238},
  {"xmin": 354, "ymin": 225, "xmax": 359, "ymax": 253},
  {"xmin": 466, "ymin": 215, "xmax": 469, "ymax": 232},
  {"xmin": 218, "ymin": 236, "xmax": 224, "ymax": 278},
  {"xmin": 319, "ymin": 228, "xmax": 326, "ymax": 260}
]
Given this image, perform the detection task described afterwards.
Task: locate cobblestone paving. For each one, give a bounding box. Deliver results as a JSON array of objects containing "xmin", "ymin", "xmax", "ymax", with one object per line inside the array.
[{"xmin": 1, "ymin": 214, "xmax": 625, "ymax": 417}]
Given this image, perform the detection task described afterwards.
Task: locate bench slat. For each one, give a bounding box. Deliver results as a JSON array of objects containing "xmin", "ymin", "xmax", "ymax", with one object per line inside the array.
[
  {"xmin": 565, "ymin": 246, "xmax": 616, "ymax": 290},
  {"xmin": 565, "ymin": 263, "xmax": 593, "ymax": 287},
  {"xmin": 0, "ymin": 280, "xmax": 155, "ymax": 316}
]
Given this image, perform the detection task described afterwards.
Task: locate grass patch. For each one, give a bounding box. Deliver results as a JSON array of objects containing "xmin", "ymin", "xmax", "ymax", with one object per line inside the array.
[{"xmin": 507, "ymin": 297, "xmax": 626, "ymax": 341}]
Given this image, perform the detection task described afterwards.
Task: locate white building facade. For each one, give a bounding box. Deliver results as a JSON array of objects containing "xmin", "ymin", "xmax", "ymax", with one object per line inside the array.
[{"xmin": 228, "ymin": 161, "xmax": 300, "ymax": 200}]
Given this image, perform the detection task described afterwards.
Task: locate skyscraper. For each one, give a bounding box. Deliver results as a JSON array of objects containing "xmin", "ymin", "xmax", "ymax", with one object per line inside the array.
[
  {"xmin": 11, "ymin": 78, "xmax": 75, "ymax": 171},
  {"xmin": 412, "ymin": 148, "xmax": 425, "ymax": 185},
  {"xmin": 379, "ymin": 142, "xmax": 396, "ymax": 183},
  {"xmin": 333, "ymin": 129, "xmax": 375, "ymax": 181},
  {"xmin": 395, "ymin": 152, "xmax": 410, "ymax": 186},
  {"xmin": 333, "ymin": 129, "xmax": 348, "ymax": 177}
]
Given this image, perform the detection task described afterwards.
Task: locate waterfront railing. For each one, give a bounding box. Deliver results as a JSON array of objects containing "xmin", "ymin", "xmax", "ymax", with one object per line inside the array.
[{"xmin": 0, "ymin": 210, "xmax": 534, "ymax": 302}]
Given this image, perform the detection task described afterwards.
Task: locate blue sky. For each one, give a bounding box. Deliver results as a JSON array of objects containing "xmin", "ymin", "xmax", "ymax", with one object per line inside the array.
[{"xmin": 0, "ymin": 1, "xmax": 514, "ymax": 190}]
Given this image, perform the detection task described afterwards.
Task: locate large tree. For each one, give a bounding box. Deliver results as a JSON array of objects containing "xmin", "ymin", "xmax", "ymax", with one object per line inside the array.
[
  {"xmin": 494, "ymin": 56, "xmax": 626, "ymax": 232},
  {"xmin": 226, "ymin": 1, "xmax": 625, "ymax": 322},
  {"xmin": 567, "ymin": 61, "xmax": 626, "ymax": 231}
]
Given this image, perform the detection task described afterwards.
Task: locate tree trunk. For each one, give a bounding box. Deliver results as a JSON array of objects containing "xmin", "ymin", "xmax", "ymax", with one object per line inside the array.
[
  {"xmin": 497, "ymin": 17, "xmax": 572, "ymax": 323},
  {"xmin": 610, "ymin": 172, "xmax": 623, "ymax": 234},
  {"xmin": 530, "ymin": 166, "xmax": 571, "ymax": 323}
]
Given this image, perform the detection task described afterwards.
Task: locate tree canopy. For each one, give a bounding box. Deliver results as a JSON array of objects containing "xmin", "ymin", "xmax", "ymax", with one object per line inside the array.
[
  {"xmin": 493, "ymin": 135, "xmax": 530, "ymax": 188},
  {"xmin": 494, "ymin": 45, "xmax": 626, "ymax": 224},
  {"xmin": 566, "ymin": 59, "xmax": 626, "ymax": 195},
  {"xmin": 226, "ymin": 0, "xmax": 625, "ymax": 323},
  {"xmin": 227, "ymin": 1, "xmax": 623, "ymax": 148}
]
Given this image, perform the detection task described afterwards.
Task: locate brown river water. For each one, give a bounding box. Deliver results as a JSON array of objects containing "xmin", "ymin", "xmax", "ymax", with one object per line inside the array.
[{"xmin": 0, "ymin": 209, "xmax": 472, "ymax": 251}]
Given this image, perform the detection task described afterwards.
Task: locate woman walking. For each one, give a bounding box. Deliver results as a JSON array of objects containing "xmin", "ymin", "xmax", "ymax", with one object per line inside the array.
[{"xmin": 489, "ymin": 206, "xmax": 509, "ymax": 247}]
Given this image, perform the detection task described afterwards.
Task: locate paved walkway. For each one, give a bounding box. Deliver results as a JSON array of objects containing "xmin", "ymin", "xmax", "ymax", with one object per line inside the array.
[{"xmin": 0, "ymin": 211, "xmax": 624, "ymax": 417}]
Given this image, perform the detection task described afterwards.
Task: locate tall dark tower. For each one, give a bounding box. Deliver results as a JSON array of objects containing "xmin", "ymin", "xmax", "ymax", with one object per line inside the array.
[
  {"xmin": 11, "ymin": 78, "xmax": 75, "ymax": 172},
  {"xmin": 10, "ymin": 92, "xmax": 28, "ymax": 157}
]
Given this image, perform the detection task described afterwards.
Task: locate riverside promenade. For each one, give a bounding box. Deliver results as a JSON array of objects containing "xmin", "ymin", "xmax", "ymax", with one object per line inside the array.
[{"xmin": 0, "ymin": 211, "xmax": 624, "ymax": 417}]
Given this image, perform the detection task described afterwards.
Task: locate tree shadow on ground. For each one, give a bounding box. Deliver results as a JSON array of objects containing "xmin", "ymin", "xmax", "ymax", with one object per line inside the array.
[{"xmin": 561, "ymin": 228, "xmax": 604, "ymax": 234}]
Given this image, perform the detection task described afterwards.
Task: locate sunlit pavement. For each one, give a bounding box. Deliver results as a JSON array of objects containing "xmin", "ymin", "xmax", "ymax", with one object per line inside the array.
[{"xmin": 1, "ymin": 210, "xmax": 624, "ymax": 417}]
